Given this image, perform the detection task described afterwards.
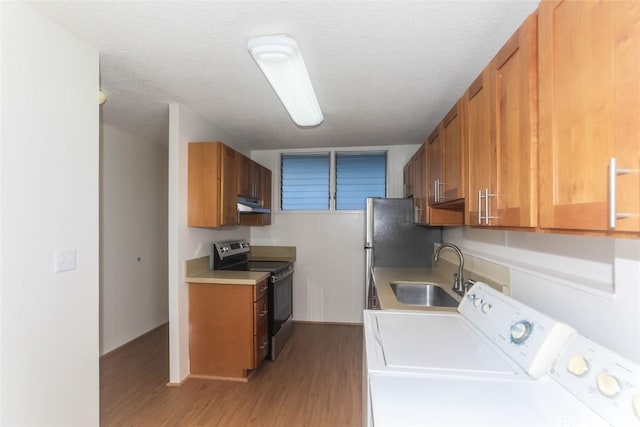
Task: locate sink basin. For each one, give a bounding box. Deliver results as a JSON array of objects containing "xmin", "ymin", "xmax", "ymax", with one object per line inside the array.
[{"xmin": 390, "ymin": 282, "xmax": 459, "ymax": 307}]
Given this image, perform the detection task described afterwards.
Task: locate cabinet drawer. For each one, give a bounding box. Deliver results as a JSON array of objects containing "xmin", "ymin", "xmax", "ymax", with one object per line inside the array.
[
  {"xmin": 254, "ymin": 317, "xmax": 269, "ymax": 366},
  {"xmin": 253, "ymin": 279, "xmax": 269, "ymax": 301},
  {"xmin": 254, "ymin": 294, "xmax": 268, "ymax": 331}
]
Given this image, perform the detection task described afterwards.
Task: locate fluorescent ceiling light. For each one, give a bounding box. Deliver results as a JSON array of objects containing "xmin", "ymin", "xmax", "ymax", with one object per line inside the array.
[{"xmin": 248, "ymin": 34, "xmax": 323, "ymax": 127}]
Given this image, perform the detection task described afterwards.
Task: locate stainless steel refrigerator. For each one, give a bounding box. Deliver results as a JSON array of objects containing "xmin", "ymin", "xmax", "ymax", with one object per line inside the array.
[{"xmin": 364, "ymin": 197, "xmax": 442, "ymax": 308}]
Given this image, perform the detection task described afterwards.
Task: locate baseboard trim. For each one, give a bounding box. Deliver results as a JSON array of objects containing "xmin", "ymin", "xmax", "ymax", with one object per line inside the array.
[
  {"xmin": 188, "ymin": 373, "xmax": 249, "ymax": 383},
  {"xmin": 166, "ymin": 376, "xmax": 190, "ymax": 387},
  {"xmin": 100, "ymin": 322, "xmax": 168, "ymax": 360},
  {"xmin": 293, "ymin": 320, "xmax": 363, "ymax": 327}
]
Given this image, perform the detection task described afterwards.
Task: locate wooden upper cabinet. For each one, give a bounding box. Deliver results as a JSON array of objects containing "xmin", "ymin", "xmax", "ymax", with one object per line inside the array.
[
  {"xmin": 538, "ymin": 0, "xmax": 640, "ymax": 233},
  {"xmin": 220, "ymin": 145, "xmax": 238, "ymax": 225},
  {"xmin": 188, "ymin": 142, "xmax": 237, "ymax": 227},
  {"xmin": 442, "ymin": 99, "xmax": 465, "ymax": 203},
  {"xmin": 237, "ymin": 154, "xmax": 261, "ymax": 199},
  {"xmin": 465, "ymin": 67, "xmax": 495, "ymax": 226},
  {"xmin": 403, "ymin": 159, "xmax": 414, "ymax": 198},
  {"xmin": 467, "ymin": 13, "xmax": 538, "ymax": 228},
  {"xmin": 413, "ymin": 144, "xmax": 428, "ymax": 224},
  {"xmin": 429, "ymin": 99, "xmax": 465, "ymax": 206},
  {"xmin": 238, "ymin": 161, "xmax": 272, "ymax": 226},
  {"xmin": 237, "ymin": 154, "xmax": 253, "ymax": 198}
]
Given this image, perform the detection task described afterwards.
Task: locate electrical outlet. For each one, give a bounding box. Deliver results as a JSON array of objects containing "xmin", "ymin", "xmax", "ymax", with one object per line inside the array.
[{"xmin": 54, "ymin": 249, "xmax": 76, "ymax": 273}]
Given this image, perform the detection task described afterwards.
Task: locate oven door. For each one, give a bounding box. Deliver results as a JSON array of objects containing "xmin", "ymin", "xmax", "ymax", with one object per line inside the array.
[{"xmin": 270, "ymin": 268, "xmax": 293, "ymax": 335}]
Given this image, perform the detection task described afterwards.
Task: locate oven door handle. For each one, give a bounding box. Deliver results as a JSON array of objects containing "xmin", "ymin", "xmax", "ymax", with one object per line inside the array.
[{"xmin": 271, "ymin": 266, "xmax": 294, "ymax": 283}]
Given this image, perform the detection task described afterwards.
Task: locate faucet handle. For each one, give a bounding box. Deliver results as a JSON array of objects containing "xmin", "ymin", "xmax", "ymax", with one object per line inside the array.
[{"xmin": 463, "ymin": 278, "xmax": 477, "ymax": 293}]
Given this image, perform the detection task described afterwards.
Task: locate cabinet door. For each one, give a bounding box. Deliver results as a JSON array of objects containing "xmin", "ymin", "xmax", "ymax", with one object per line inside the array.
[
  {"xmin": 220, "ymin": 145, "xmax": 238, "ymax": 226},
  {"xmin": 466, "ymin": 67, "xmax": 495, "ymax": 226},
  {"xmin": 188, "ymin": 283, "xmax": 254, "ymax": 378},
  {"xmin": 493, "ymin": 13, "xmax": 537, "ymax": 228},
  {"xmin": 413, "ymin": 145, "xmax": 428, "ymax": 224},
  {"xmin": 188, "ymin": 142, "xmax": 224, "ymax": 227},
  {"xmin": 539, "ymin": 0, "xmax": 640, "ymax": 233},
  {"xmin": 259, "ymin": 166, "xmax": 272, "ymax": 225},
  {"xmin": 442, "ymin": 99, "xmax": 465, "ymax": 202},
  {"xmin": 237, "ymin": 154, "xmax": 253, "ymax": 198},
  {"xmin": 403, "ymin": 160, "xmax": 414, "ymax": 198},
  {"xmin": 427, "ymin": 126, "xmax": 442, "ymax": 205}
]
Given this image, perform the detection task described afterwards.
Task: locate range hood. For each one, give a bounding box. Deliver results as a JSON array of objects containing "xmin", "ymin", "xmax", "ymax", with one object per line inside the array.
[{"xmin": 237, "ymin": 196, "xmax": 271, "ymax": 214}]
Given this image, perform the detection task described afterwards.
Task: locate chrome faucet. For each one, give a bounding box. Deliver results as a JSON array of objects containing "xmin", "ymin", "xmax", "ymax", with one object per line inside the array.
[{"xmin": 433, "ymin": 243, "xmax": 465, "ymax": 295}]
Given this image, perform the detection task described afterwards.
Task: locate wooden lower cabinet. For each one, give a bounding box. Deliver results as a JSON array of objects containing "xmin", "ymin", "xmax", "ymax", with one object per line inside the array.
[{"xmin": 188, "ymin": 279, "xmax": 269, "ymax": 380}]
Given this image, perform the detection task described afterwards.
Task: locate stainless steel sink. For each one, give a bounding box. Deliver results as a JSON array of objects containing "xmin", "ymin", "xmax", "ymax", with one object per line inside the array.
[{"xmin": 390, "ymin": 282, "xmax": 459, "ymax": 307}]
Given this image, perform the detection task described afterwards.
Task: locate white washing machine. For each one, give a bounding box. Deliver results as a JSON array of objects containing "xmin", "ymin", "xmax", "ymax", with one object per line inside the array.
[{"xmin": 363, "ymin": 283, "xmax": 640, "ymax": 426}]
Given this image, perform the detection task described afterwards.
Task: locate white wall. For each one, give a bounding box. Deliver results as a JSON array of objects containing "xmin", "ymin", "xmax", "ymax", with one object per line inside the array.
[
  {"xmin": 1, "ymin": 2, "xmax": 99, "ymax": 425},
  {"xmin": 443, "ymin": 227, "xmax": 640, "ymax": 363},
  {"xmin": 100, "ymin": 123, "xmax": 169, "ymax": 355},
  {"xmin": 168, "ymin": 104, "xmax": 249, "ymax": 383},
  {"xmin": 250, "ymin": 145, "xmax": 418, "ymax": 323}
]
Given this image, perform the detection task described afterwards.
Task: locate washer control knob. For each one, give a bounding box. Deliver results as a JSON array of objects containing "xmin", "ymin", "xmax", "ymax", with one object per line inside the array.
[
  {"xmin": 481, "ymin": 303, "xmax": 492, "ymax": 313},
  {"xmin": 567, "ymin": 355, "xmax": 589, "ymax": 376},
  {"xmin": 596, "ymin": 372, "xmax": 621, "ymax": 397},
  {"xmin": 632, "ymin": 394, "xmax": 640, "ymax": 419},
  {"xmin": 473, "ymin": 298, "xmax": 483, "ymax": 308},
  {"xmin": 510, "ymin": 321, "xmax": 533, "ymax": 344}
]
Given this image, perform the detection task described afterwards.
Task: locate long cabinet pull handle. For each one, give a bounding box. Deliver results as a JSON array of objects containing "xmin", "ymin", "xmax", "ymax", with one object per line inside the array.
[
  {"xmin": 607, "ymin": 158, "xmax": 638, "ymax": 228},
  {"xmin": 478, "ymin": 190, "xmax": 483, "ymax": 224},
  {"xmin": 608, "ymin": 158, "xmax": 617, "ymax": 228},
  {"xmin": 484, "ymin": 188, "xmax": 498, "ymax": 224},
  {"xmin": 434, "ymin": 179, "xmax": 439, "ymax": 202}
]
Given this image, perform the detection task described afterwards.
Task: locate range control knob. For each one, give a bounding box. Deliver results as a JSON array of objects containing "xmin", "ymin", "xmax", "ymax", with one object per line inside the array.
[
  {"xmin": 473, "ymin": 298, "xmax": 483, "ymax": 308},
  {"xmin": 510, "ymin": 321, "xmax": 533, "ymax": 344},
  {"xmin": 467, "ymin": 293, "xmax": 476, "ymax": 302},
  {"xmin": 481, "ymin": 303, "xmax": 492, "ymax": 313},
  {"xmin": 567, "ymin": 354, "xmax": 589, "ymax": 376},
  {"xmin": 596, "ymin": 372, "xmax": 621, "ymax": 398}
]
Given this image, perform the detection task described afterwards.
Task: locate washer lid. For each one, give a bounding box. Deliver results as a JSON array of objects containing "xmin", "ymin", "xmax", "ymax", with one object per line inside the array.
[{"xmin": 376, "ymin": 311, "xmax": 519, "ymax": 377}]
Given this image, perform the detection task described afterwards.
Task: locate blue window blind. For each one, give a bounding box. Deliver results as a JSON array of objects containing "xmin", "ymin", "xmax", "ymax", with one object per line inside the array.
[
  {"xmin": 281, "ymin": 153, "xmax": 330, "ymax": 210},
  {"xmin": 336, "ymin": 151, "xmax": 386, "ymax": 210}
]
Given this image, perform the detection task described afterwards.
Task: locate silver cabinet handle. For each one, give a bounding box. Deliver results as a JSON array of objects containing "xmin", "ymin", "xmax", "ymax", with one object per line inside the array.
[
  {"xmin": 258, "ymin": 309, "xmax": 268, "ymax": 318},
  {"xmin": 484, "ymin": 188, "xmax": 497, "ymax": 224},
  {"xmin": 434, "ymin": 178, "xmax": 445, "ymax": 202},
  {"xmin": 259, "ymin": 285, "xmax": 268, "ymax": 293},
  {"xmin": 478, "ymin": 189, "xmax": 497, "ymax": 225},
  {"xmin": 478, "ymin": 190, "xmax": 483, "ymax": 224},
  {"xmin": 608, "ymin": 158, "xmax": 638, "ymax": 228}
]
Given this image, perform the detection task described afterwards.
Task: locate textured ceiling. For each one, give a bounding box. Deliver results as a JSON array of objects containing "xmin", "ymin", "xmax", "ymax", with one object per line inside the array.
[{"xmin": 29, "ymin": 1, "xmax": 539, "ymax": 150}]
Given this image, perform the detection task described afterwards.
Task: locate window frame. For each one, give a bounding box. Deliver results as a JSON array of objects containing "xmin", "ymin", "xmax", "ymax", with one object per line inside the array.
[{"xmin": 279, "ymin": 149, "xmax": 388, "ymax": 213}]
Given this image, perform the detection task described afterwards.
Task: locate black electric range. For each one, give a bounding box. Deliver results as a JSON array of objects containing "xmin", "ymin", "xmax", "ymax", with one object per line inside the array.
[{"xmin": 211, "ymin": 239, "xmax": 294, "ymax": 361}]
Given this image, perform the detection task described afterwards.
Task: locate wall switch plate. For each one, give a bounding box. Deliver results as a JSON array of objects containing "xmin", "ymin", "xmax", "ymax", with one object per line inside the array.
[{"xmin": 54, "ymin": 249, "xmax": 76, "ymax": 273}]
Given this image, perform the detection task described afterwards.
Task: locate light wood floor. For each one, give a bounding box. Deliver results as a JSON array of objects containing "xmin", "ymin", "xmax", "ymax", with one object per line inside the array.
[{"xmin": 101, "ymin": 322, "xmax": 363, "ymax": 426}]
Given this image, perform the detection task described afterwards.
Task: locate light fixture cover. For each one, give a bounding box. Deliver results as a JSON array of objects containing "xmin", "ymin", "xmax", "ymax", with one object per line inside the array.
[{"xmin": 248, "ymin": 35, "xmax": 323, "ymax": 127}]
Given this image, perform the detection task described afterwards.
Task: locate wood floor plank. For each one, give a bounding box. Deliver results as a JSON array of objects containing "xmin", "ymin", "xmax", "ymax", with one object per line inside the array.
[{"xmin": 100, "ymin": 322, "xmax": 363, "ymax": 426}]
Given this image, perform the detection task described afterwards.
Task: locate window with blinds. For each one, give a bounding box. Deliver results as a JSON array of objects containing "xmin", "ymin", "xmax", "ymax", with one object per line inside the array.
[
  {"xmin": 280, "ymin": 151, "xmax": 387, "ymax": 211},
  {"xmin": 335, "ymin": 151, "xmax": 386, "ymax": 210},
  {"xmin": 281, "ymin": 153, "xmax": 330, "ymax": 210}
]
